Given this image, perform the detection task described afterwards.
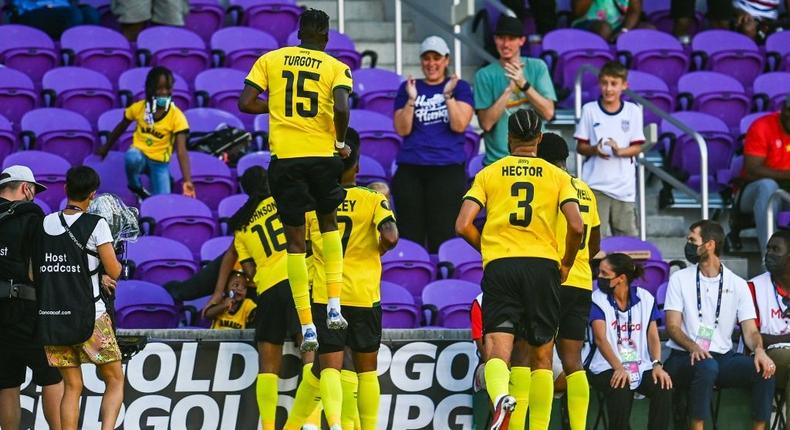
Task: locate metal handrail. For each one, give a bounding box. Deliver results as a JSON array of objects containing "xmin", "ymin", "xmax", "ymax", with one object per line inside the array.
[
  {"xmin": 338, "ymin": 0, "xmax": 345, "ymax": 33},
  {"xmin": 765, "ymin": 189, "xmax": 790, "ymax": 240},
  {"xmin": 573, "ymin": 64, "xmax": 710, "ymax": 221}
]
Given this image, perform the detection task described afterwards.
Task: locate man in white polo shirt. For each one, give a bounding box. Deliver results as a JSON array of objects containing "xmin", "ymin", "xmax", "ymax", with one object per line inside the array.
[
  {"xmin": 663, "ymin": 220, "xmax": 776, "ymax": 430},
  {"xmin": 749, "ymin": 230, "xmax": 790, "ymax": 424}
]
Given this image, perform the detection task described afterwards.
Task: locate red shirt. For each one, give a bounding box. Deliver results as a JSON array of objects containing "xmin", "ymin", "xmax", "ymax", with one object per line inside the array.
[
  {"xmin": 471, "ymin": 294, "xmax": 483, "ymax": 341},
  {"xmin": 743, "ymin": 112, "xmax": 790, "ymax": 173}
]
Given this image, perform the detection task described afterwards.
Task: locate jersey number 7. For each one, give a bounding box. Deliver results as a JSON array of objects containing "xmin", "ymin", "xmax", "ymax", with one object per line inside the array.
[{"xmin": 282, "ymin": 70, "xmax": 320, "ymax": 118}]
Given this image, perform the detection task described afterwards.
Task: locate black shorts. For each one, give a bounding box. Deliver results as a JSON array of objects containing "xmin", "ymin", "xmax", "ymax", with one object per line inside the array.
[
  {"xmin": 0, "ymin": 340, "xmax": 62, "ymax": 389},
  {"xmin": 268, "ymin": 156, "xmax": 346, "ymax": 226},
  {"xmin": 557, "ymin": 286, "xmax": 592, "ymax": 341},
  {"xmin": 481, "ymin": 257, "xmax": 560, "ymax": 346},
  {"xmin": 255, "ymin": 280, "xmax": 300, "ymax": 344},
  {"xmin": 312, "ymin": 304, "xmax": 382, "ymax": 355}
]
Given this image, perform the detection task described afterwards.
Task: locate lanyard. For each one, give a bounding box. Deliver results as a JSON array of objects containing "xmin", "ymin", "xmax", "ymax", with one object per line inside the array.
[
  {"xmin": 696, "ymin": 265, "xmax": 724, "ymax": 328},
  {"xmin": 65, "ymin": 205, "xmax": 83, "ymax": 212},
  {"xmin": 614, "ymin": 297, "xmax": 632, "ymax": 344}
]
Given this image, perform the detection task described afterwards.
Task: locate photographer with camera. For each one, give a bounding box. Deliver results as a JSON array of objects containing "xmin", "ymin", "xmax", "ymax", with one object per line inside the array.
[{"xmin": 749, "ymin": 230, "xmax": 790, "ymax": 423}]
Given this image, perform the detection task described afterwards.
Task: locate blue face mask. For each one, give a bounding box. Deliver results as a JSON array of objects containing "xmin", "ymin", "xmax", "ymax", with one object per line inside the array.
[{"xmin": 155, "ymin": 96, "xmax": 171, "ymax": 108}]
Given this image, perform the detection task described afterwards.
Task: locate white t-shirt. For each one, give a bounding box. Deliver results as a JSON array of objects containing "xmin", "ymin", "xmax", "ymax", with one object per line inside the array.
[
  {"xmin": 574, "ymin": 100, "xmax": 646, "ymax": 202},
  {"xmin": 734, "ymin": 0, "xmax": 780, "ymax": 20},
  {"xmin": 750, "ymin": 271, "xmax": 790, "ymax": 349},
  {"xmin": 664, "ymin": 264, "xmax": 756, "ymax": 354},
  {"xmin": 43, "ymin": 212, "xmax": 113, "ymax": 320}
]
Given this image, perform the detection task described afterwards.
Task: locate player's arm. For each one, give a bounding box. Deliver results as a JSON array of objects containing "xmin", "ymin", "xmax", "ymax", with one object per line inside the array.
[
  {"xmin": 238, "ymin": 85, "xmax": 269, "ymax": 114},
  {"xmin": 378, "ymin": 220, "xmax": 399, "ymax": 255},
  {"xmin": 588, "ymin": 226, "xmax": 601, "ymax": 262},
  {"xmin": 559, "ymin": 201, "xmax": 584, "ymax": 279},
  {"xmin": 333, "ymin": 87, "xmax": 351, "ymax": 142},
  {"xmin": 455, "ymin": 199, "xmax": 483, "ymax": 252}
]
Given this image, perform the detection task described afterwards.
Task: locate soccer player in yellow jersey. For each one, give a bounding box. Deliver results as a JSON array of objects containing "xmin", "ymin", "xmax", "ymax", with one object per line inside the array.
[
  {"xmin": 285, "ymin": 130, "xmax": 399, "ymax": 430},
  {"xmin": 455, "ymin": 108, "xmax": 584, "ymax": 430},
  {"xmin": 238, "ymin": 8, "xmax": 353, "ymax": 352},
  {"xmin": 538, "ymin": 132, "xmax": 601, "ymax": 430}
]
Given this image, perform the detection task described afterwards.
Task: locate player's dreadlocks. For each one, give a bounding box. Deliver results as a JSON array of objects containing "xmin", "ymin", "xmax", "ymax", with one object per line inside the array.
[
  {"xmin": 508, "ymin": 108, "xmax": 542, "ymax": 142},
  {"xmin": 228, "ymin": 166, "xmax": 272, "ymax": 232}
]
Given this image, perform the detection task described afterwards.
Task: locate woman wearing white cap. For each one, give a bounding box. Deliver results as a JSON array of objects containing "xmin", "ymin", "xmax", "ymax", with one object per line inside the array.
[{"xmin": 392, "ymin": 35, "xmax": 475, "ymax": 253}]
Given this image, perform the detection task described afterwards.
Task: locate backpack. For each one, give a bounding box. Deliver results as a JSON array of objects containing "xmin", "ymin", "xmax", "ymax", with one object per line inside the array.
[{"xmin": 189, "ymin": 126, "xmax": 252, "ymax": 167}]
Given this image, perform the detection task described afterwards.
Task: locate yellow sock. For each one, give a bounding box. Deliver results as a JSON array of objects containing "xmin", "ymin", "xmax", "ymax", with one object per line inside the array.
[
  {"xmin": 321, "ymin": 230, "xmax": 344, "ymax": 297},
  {"xmin": 320, "ymin": 368, "xmax": 343, "ymax": 427},
  {"xmin": 508, "ymin": 366, "xmax": 531, "ymax": 430},
  {"xmin": 566, "ymin": 370, "xmax": 590, "ymax": 430},
  {"xmin": 341, "ymin": 370, "xmax": 360, "ymax": 429},
  {"xmin": 357, "ymin": 371, "xmax": 380, "ymax": 430},
  {"xmin": 287, "ymin": 253, "xmax": 313, "ymax": 325},
  {"xmin": 485, "ymin": 358, "xmax": 510, "ymax": 405},
  {"xmin": 283, "ymin": 364, "xmax": 321, "ymax": 430},
  {"xmin": 528, "ymin": 369, "xmax": 554, "ymax": 430},
  {"xmin": 256, "ymin": 373, "xmax": 278, "ymax": 430},
  {"xmin": 304, "ymin": 403, "xmax": 322, "ymax": 428}
]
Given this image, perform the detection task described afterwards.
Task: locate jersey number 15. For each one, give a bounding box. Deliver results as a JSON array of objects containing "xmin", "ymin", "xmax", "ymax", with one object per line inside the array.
[{"xmin": 282, "ymin": 70, "xmax": 319, "ymax": 118}]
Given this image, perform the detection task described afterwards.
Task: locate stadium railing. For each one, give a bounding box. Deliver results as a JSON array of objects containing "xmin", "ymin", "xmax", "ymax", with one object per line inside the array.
[{"xmin": 766, "ymin": 189, "xmax": 790, "ymax": 239}]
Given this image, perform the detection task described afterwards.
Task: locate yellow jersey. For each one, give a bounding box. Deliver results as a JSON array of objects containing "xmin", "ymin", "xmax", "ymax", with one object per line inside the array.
[
  {"xmin": 234, "ymin": 197, "xmax": 289, "ymax": 294},
  {"xmin": 244, "ymin": 46, "xmax": 353, "ymax": 159},
  {"xmin": 124, "ymin": 100, "xmax": 189, "ymax": 163},
  {"xmin": 464, "ymin": 155, "xmax": 578, "ymax": 267},
  {"xmin": 211, "ymin": 298, "xmax": 257, "ymax": 330},
  {"xmin": 307, "ymin": 187, "xmax": 395, "ymax": 307},
  {"xmin": 555, "ymin": 177, "xmax": 600, "ymax": 290}
]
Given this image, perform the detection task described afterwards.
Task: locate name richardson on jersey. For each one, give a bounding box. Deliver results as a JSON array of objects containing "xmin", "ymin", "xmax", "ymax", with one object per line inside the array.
[{"xmin": 283, "ymin": 53, "xmax": 323, "ymax": 69}]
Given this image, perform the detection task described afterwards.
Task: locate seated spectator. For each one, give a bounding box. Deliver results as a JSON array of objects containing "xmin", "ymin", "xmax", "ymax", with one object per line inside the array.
[
  {"xmin": 672, "ymin": 0, "xmax": 789, "ymax": 41},
  {"xmin": 205, "ymin": 269, "xmax": 256, "ymax": 330},
  {"xmin": 664, "ymin": 220, "xmax": 775, "ymax": 429},
  {"xmin": 393, "ymin": 35, "xmax": 474, "ymax": 253},
  {"xmin": 572, "ymin": 0, "xmax": 652, "ymax": 41},
  {"xmin": 8, "ymin": 0, "xmax": 99, "ymax": 39},
  {"xmin": 97, "ymin": 66, "xmax": 195, "ymax": 200},
  {"xmin": 749, "ymin": 230, "xmax": 790, "ymax": 424},
  {"xmin": 575, "ymin": 61, "xmax": 644, "ymax": 237},
  {"xmin": 731, "ymin": 95, "xmax": 790, "ymax": 254},
  {"xmin": 588, "ymin": 253, "xmax": 673, "ymax": 430},
  {"xmin": 112, "ymin": 0, "xmax": 189, "ymax": 42},
  {"xmin": 671, "ymin": 0, "xmax": 731, "ymax": 37}
]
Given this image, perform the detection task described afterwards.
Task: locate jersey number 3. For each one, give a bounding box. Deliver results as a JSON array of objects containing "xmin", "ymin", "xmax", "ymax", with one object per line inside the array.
[
  {"xmin": 282, "ymin": 70, "xmax": 319, "ymax": 118},
  {"xmin": 509, "ymin": 182, "xmax": 535, "ymax": 227}
]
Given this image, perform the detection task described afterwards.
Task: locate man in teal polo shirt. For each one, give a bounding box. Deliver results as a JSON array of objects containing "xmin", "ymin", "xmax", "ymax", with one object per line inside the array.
[{"xmin": 474, "ymin": 15, "xmax": 557, "ymax": 166}]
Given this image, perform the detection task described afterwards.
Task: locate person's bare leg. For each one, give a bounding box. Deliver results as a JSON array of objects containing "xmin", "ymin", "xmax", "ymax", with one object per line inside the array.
[
  {"xmin": 97, "ymin": 362, "xmax": 124, "ymax": 430},
  {"xmin": 59, "ymin": 367, "xmax": 83, "ymax": 430},
  {"xmin": 42, "ymin": 382, "xmax": 64, "ymax": 430},
  {"xmin": 0, "ymin": 386, "xmax": 21, "ymax": 430}
]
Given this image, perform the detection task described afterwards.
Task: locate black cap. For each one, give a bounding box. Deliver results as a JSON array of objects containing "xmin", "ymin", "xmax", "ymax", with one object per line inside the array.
[{"xmin": 495, "ymin": 16, "xmax": 524, "ymax": 37}]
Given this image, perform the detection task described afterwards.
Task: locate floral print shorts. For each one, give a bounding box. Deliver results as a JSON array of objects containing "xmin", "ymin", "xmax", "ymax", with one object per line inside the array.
[{"xmin": 44, "ymin": 313, "xmax": 121, "ymax": 367}]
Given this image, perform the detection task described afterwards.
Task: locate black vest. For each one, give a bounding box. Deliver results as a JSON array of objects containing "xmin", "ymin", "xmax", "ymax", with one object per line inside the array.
[
  {"xmin": 0, "ymin": 200, "xmax": 43, "ymax": 284},
  {"xmin": 35, "ymin": 212, "xmax": 102, "ymax": 345}
]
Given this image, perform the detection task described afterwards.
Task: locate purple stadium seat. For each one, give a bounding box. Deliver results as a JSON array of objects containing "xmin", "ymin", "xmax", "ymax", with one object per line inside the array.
[
  {"xmin": 437, "ymin": 238, "xmax": 483, "ymax": 284},
  {"xmin": 766, "ymin": 31, "xmax": 790, "ymax": 72},
  {"xmin": 230, "ymin": 0, "xmax": 302, "ymax": 46},
  {"xmin": 115, "ymin": 280, "xmax": 180, "ymax": 329},
  {"xmin": 352, "ymin": 69, "xmax": 402, "ymax": 117},
  {"xmin": 185, "ymin": 108, "xmax": 245, "ymax": 134},
  {"xmin": 380, "ymin": 281, "xmax": 420, "ymax": 328},
  {"xmin": 660, "ymin": 111, "xmax": 736, "ymax": 191},
  {"xmin": 381, "ymin": 239, "xmax": 436, "ymax": 299},
  {"xmin": 600, "ymin": 236, "xmax": 663, "ymax": 261},
  {"xmin": 170, "ymin": 151, "xmax": 236, "ymax": 210},
  {"xmin": 140, "ymin": 194, "xmax": 217, "ymax": 258},
  {"xmin": 691, "ymin": 30, "xmax": 764, "ymax": 88},
  {"xmin": 185, "ymin": 0, "xmax": 226, "ymax": 42},
  {"xmin": 126, "ymin": 236, "xmax": 199, "ymax": 285},
  {"xmin": 624, "ymin": 70, "xmax": 674, "ymax": 126},
  {"xmin": 0, "ymin": 67, "xmax": 37, "ymax": 127},
  {"xmin": 33, "ymin": 198, "xmax": 51, "ymax": 214},
  {"xmin": 0, "ymin": 114, "xmax": 17, "ymax": 162},
  {"xmin": 211, "ymin": 27, "xmax": 278, "ymax": 72},
  {"xmin": 464, "ymin": 128, "xmax": 482, "ymax": 162},
  {"xmin": 421, "ymin": 279, "xmax": 481, "ymax": 328},
  {"xmin": 218, "ymin": 194, "xmax": 248, "ymax": 234},
  {"xmin": 357, "ymin": 155, "xmax": 388, "ymax": 186},
  {"xmin": 655, "ymin": 281, "xmax": 668, "ymax": 326},
  {"xmin": 200, "ymin": 236, "xmax": 234, "ymax": 264},
  {"xmin": 118, "ymin": 67, "xmax": 192, "ymax": 109},
  {"xmin": 237, "ymin": 151, "xmax": 271, "ymax": 176},
  {"xmin": 97, "ymin": 108, "xmax": 134, "ymax": 152},
  {"xmin": 2, "ymin": 150, "xmax": 70, "ymax": 210},
  {"xmin": 83, "ymin": 152, "xmax": 140, "ymax": 208},
  {"xmin": 60, "ymin": 25, "xmax": 133, "ymax": 83},
  {"xmin": 541, "ymin": 29, "xmax": 614, "ymax": 102},
  {"xmin": 740, "ymin": 112, "xmax": 771, "ymax": 138},
  {"xmin": 677, "ymin": 71, "xmax": 749, "ymax": 132},
  {"xmin": 194, "ymin": 68, "xmax": 256, "ymax": 129},
  {"xmin": 0, "ymin": 25, "xmax": 58, "ymax": 83},
  {"xmin": 20, "ymin": 108, "xmax": 95, "ymax": 166},
  {"xmin": 41, "ymin": 67, "xmax": 116, "ymax": 125},
  {"xmin": 287, "ymin": 29, "xmax": 375, "ymax": 70},
  {"xmin": 616, "ymin": 29, "xmax": 689, "ymax": 90},
  {"xmin": 349, "ymin": 109, "xmax": 402, "ymax": 171},
  {"xmin": 778, "ymin": 212, "xmax": 790, "ymax": 229},
  {"xmin": 183, "ymin": 295, "xmax": 213, "ymax": 328},
  {"xmin": 753, "ymin": 72, "xmax": 790, "ymax": 112},
  {"xmin": 136, "ymin": 27, "xmax": 210, "ymax": 83},
  {"xmin": 467, "ymin": 153, "xmax": 484, "ymax": 181},
  {"xmin": 252, "ymin": 114, "xmax": 269, "ymax": 150}
]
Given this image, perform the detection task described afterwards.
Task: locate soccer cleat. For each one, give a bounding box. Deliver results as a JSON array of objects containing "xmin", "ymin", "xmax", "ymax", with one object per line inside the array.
[
  {"xmin": 326, "ymin": 307, "xmax": 348, "ymax": 330},
  {"xmin": 329, "ymin": 425, "xmax": 342, "ymax": 430},
  {"xmin": 489, "ymin": 395, "xmax": 516, "ymax": 430},
  {"xmin": 300, "ymin": 327, "xmax": 319, "ymax": 352}
]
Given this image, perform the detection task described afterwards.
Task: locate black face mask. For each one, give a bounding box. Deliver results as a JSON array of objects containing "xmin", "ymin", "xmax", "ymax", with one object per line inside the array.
[
  {"xmin": 685, "ymin": 242, "xmax": 701, "ymax": 264},
  {"xmin": 598, "ymin": 277, "xmax": 614, "ymax": 295},
  {"xmin": 766, "ymin": 253, "xmax": 786, "ymax": 277}
]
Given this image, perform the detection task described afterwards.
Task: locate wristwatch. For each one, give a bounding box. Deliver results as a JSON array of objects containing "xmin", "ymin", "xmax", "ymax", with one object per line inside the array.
[
  {"xmin": 335, "ymin": 140, "xmax": 346, "ymax": 149},
  {"xmin": 651, "ymin": 359, "xmax": 663, "ymax": 367},
  {"xmin": 520, "ymin": 81, "xmax": 531, "ymax": 92}
]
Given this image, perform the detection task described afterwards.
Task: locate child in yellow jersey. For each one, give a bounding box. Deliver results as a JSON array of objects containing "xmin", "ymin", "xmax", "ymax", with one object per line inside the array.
[
  {"xmin": 97, "ymin": 66, "xmax": 195, "ymax": 199},
  {"xmin": 205, "ymin": 270, "xmax": 257, "ymax": 330}
]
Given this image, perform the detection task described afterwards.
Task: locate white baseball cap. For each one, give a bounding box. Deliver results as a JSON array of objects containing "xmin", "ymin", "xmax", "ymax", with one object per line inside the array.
[
  {"xmin": 420, "ymin": 36, "xmax": 450, "ymax": 56},
  {"xmin": 0, "ymin": 165, "xmax": 47, "ymax": 193}
]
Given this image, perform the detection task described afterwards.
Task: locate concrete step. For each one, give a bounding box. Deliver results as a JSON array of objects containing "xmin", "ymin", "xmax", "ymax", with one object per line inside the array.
[
  {"xmin": 298, "ymin": 0, "xmax": 384, "ymax": 21},
  {"xmin": 357, "ymin": 41, "xmax": 420, "ymax": 66},
  {"xmin": 345, "ymin": 20, "xmax": 417, "ymax": 42},
  {"xmin": 644, "ymin": 215, "xmax": 687, "ymax": 237}
]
